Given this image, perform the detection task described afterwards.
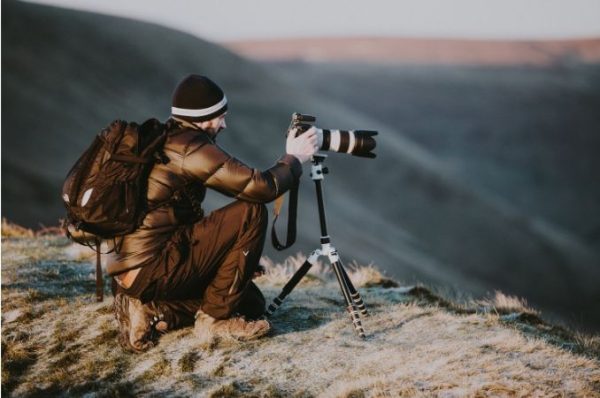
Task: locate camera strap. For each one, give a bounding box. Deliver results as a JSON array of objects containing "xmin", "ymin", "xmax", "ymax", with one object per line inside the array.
[{"xmin": 271, "ymin": 178, "xmax": 299, "ymax": 250}]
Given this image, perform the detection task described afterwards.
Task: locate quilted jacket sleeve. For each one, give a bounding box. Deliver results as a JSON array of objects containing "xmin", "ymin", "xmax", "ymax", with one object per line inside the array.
[{"xmin": 181, "ymin": 134, "xmax": 303, "ymax": 203}]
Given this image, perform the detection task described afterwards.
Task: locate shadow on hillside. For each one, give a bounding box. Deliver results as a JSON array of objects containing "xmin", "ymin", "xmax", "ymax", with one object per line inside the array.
[
  {"xmin": 369, "ymin": 311, "xmax": 436, "ymax": 338},
  {"xmin": 1, "ymin": 259, "xmax": 105, "ymax": 301},
  {"xmin": 267, "ymin": 304, "xmax": 338, "ymax": 335}
]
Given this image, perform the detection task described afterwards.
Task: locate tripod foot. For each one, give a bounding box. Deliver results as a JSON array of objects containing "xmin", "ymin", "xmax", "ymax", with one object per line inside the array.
[
  {"xmin": 265, "ymin": 296, "xmax": 283, "ymax": 317},
  {"xmin": 347, "ymin": 305, "xmax": 366, "ymax": 339}
]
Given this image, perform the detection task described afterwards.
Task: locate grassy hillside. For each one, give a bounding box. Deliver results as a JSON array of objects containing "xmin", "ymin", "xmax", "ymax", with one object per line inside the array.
[
  {"xmin": 264, "ymin": 61, "xmax": 600, "ymax": 250},
  {"xmin": 2, "ymin": 235, "xmax": 599, "ymax": 397},
  {"xmin": 2, "ymin": 0, "xmax": 600, "ymax": 330}
]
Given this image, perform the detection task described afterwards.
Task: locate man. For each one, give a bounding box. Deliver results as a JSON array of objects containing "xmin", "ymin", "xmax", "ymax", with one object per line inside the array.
[{"xmin": 110, "ymin": 74, "xmax": 317, "ymax": 352}]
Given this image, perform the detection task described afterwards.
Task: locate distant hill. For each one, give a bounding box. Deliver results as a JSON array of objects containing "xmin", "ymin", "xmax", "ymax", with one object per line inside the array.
[
  {"xmin": 2, "ymin": 0, "xmax": 600, "ymax": 331},
  {"xmin": 225, "ymin": 37, "xmax": 600, "ymax": 65}
]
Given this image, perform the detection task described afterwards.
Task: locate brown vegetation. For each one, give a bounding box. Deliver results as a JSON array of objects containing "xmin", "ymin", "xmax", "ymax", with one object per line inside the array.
[
  {"xmin": 2, "ymin": 236, "xmax": 599, "ymax": 396},
  {"xmin": 225, "ymin": 37, "xmax": 600, "ymax": 65},
  {"xmin": 1, "ymin": 218, "xmax": 63, "ymax": 238}
]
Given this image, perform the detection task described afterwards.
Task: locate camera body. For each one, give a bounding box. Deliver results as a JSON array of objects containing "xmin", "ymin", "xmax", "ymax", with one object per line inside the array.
[{"xmin": 288, "ymin": 113, "xmax": 378, "ymax": 159}]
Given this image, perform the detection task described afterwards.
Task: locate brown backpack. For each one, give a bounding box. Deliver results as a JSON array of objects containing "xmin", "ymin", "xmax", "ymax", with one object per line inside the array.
[{"xmin": 62, "ymin": 118, "xmax": 169, "ymax": 300}]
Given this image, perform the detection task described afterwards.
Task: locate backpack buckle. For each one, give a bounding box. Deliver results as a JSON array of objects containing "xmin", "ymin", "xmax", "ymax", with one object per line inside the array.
[{"xmin": 154, "ymin": 152, "xmax": 170, "ymax": 164}]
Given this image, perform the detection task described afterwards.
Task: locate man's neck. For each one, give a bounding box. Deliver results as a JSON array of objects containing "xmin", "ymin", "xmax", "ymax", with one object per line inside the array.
[
  {"xmin": 172, "ymin": 117, "xmax": 200, "ymax": 130},
  {"xmin": 171, "ymin": 116, "xmax": 217, "ymax": 142}
]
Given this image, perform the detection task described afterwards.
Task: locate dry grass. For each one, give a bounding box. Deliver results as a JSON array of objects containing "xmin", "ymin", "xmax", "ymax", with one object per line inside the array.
[
  {"xmin": 1, "ymin": 218, "xmax": 35, "ymax": 238},
  {"xmin": 258, "ymin": 253, "xmax": 329, "ymax": 286},
  {"xmin": 257, "ymin": 254, "xmax": 397, "ymax": 289},
  {"xmin": 1, "ymin": 218, "xmax": 64, "ymax": 238},
  {"xmin": 477, "ymin": 291, "xmax": 539, "ymax": 315},
  {"xmin": 2, "ymin": 236, "xmax": 599, "ymax": 397},
  {"xmin": 345, "ymin": 261, "xmax": 399, "ymax": 288},
  {"xmin": 573, "ymin": 332, "xmax": 600, "ymax": 359}
]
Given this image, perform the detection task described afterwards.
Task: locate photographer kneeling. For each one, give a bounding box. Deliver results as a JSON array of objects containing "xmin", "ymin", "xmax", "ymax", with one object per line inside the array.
[{"xmin": 110, "ymin": 74, "xmax": 317, "ymax": 352}]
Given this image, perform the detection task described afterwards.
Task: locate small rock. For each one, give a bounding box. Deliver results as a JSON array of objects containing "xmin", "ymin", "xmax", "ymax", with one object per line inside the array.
[{"xmin": 3, "ymin": 309, "xmax": 23, "ymax": 323}]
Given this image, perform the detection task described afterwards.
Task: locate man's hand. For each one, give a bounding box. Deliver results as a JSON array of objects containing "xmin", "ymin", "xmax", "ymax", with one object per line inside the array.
[{"xmin": 286, "ymin": 127, "xmax": 318, "ymax": 163}]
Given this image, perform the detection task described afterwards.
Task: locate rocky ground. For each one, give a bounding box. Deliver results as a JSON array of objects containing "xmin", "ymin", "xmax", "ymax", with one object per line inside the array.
[{"xmin": 1, "ymin": 233, "xmax": 599, "ymax": 397}]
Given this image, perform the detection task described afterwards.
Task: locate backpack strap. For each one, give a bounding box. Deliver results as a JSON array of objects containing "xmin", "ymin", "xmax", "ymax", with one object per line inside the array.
[
  {"xmin": 95, "ymin": 237, "xmax": 104, "ymax": 302},
  {"xmin": 62, "ymin": 222, "xmax": 117, "ymax": 303},
  {"xmin": 108, "ymin": 154, "xmax": 155, "ymax": 164}
]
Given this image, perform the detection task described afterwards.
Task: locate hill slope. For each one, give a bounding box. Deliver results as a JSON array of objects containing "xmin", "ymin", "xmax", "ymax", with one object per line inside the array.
[
  {"xmin": 2, "ymin": 0, "xmax": 600, "ymax": 330},
  {"xmin": 2, "ymin": 236, "xmax": 599, "ymax": 397},
  {"xmin": 262, "ymin": 61, "xmax": 600, "ymax": 251}
]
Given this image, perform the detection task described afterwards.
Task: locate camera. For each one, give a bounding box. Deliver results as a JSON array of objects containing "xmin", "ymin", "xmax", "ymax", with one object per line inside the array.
[{"xmin": 288, "ymin": 113, "xmax": 378, "ymax": 158}]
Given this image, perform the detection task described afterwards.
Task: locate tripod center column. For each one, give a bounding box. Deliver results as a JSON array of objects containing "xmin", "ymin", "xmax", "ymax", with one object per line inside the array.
[{"xmin": 310, "ymin": 156, "xmax": 330, "ymax": 239}]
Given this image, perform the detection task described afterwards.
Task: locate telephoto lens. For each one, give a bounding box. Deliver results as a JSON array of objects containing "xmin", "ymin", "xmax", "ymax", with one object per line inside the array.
[
  {"xmin": 290, "ymin": 113, "xmax": 378, "ymax": 158},
  {"xmin": 316, "ymin": 128, "xmax": 378, "ymax": 158}
]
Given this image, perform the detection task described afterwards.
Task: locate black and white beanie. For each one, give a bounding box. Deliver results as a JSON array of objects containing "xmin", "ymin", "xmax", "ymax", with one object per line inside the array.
[{"xmin": 171, "ymin": 75, "xmax": 228, "ymax": 122}]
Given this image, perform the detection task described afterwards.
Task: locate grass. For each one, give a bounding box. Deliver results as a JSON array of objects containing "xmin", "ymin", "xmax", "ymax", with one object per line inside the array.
[
  {"xmin": 137, "ymin": 357, "xmax": 172, "ymax": 383},
  {"xmin": 1, "ymin": 218, "xmax": 35, "ymax": 238},
  {"xmin": 2, "ymin": 235, "xmax": 599, "ymax": 397},
  {"xmin": 2, "ymin": 218, "xmax": 63, "ymax": 238},
  {"xmin": 178, "ymin": 351, "xmax": 200, "ymax": 373}
]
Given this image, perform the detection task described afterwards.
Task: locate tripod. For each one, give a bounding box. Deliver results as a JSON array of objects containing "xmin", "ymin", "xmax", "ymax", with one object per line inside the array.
[{"xmin": 265, "ymin": 154, "xmax": 369, "ymax": 338}]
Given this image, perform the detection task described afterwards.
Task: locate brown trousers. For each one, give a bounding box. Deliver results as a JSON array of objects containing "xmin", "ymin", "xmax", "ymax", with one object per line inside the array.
[{"xmin": 115, "ymin": 200, "xmax": 268, "ymax": 326}]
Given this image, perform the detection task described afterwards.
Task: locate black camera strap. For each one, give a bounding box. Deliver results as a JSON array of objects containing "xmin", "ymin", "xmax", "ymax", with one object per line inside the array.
[{"xmin": 271, "ymin": 178, "xmax": 299, "ymax": 250}]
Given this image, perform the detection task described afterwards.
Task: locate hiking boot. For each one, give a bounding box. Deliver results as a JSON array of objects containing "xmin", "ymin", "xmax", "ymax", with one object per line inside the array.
[
  {"xmin": 194, "ymin": 309, "xmax": 271, "ymax": 343},
  {"xmin": 113, "ymin": 294, "xmax": 171, "ymax": 353}
]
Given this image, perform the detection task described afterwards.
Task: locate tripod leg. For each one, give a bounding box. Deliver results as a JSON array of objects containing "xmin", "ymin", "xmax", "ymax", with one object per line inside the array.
[
  {"xmin": 265, "ymin": 251, "xmax": 319, "ymax": 317},
  {"xmin": 339, "ymin": 262, "xmax": 368, "ymax": 316},
  {"xmin": 331, "ymin": 260, "xmax": 366, "ymax": 339}
]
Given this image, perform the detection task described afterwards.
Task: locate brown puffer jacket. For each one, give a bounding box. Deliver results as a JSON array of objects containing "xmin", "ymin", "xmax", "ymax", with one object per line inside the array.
[{"xmin": 106, "ymin": 119, "xmax": 302, "ymax": 276}]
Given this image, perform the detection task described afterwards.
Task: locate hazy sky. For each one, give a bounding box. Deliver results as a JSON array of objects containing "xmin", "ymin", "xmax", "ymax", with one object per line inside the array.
[{"xmin": 27, "ymin": 0, "xmax": 600, "ymax": 42}]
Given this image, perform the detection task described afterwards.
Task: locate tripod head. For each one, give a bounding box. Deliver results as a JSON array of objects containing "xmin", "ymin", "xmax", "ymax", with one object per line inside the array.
[
  {"xmin": 312, "ymin": 153, "xmax": 327, "ymax": 164},
  {"xmin": 310, "ymin": 154, "xmax": 329, "ymax": 181}
]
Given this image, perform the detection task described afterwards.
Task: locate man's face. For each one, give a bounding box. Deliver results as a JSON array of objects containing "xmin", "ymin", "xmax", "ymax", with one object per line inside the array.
[{"xmin": 197, "ymin": 113, "xmax": 227, "ymax": 136}]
